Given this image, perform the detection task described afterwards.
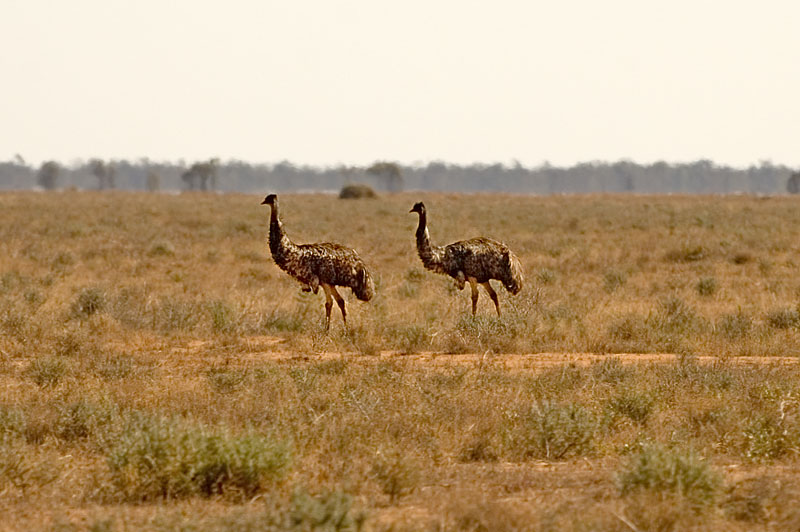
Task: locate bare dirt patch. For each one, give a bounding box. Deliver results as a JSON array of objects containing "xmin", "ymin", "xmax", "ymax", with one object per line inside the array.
[{"xmin": 166, "ymin": 339, "xmax": 800, "ymax": 371}]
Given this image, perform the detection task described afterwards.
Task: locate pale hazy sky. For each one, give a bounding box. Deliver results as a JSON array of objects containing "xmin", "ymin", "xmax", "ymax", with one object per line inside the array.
[{"xmin": 1, "ymin": 1, "xmax": 799, "ymax": 168}]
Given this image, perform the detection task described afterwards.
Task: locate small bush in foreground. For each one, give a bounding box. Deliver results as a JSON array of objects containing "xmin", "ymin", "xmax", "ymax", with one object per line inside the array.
[
  {"xmin": 289, "ymin": 489, "xmax": 366, "ymax": 532},
  {"xmin": 743, "ymin": 414, "xmax": 797, "ymax": 461},
  {"xmin": 107, "ymin": 414, "xmax": 291, "ymax": 500},
  {"xmin": 0, "ymin": 444, "xmax": 60, "ymax": 493},
  {"xmin": 617, "ymin": 444, "xmax": 721, "ymax": 508},
  {"xmin": 370, "ymin": 449, "xmax": 420, "ymax": 503},
  {"xmin": 504, "ymin": 401, "xmax": 596, "ymax": 460}
]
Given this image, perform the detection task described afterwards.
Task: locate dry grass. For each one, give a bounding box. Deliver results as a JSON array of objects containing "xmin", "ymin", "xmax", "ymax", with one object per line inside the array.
[{"xmin": 2, "ymin": 191, "xmax": 800, "ymax": 530}]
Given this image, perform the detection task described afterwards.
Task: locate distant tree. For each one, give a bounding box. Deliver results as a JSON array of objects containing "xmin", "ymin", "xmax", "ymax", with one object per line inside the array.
[
  {"xmin": 366, "ymin": 161, "xmax": 403, "ymax": 192},
  {"xmin": 787, "ymin": 172, "xmax": 800, "ymax": 194},
  {"xmin": 181, "ymin": 158, "xmax": 220, "ymax": 191},
  {"xmin": 37, "ymin": 161, "xmax": 60, "ymax": 190},
  {"xmin": 422, "ymin": 161, "xmax": 448, "ymax": 189},
  {"xmin": 89, "ymin": 159, "xmax": 116, "ymax": 189},
  {"xmin": 181, "ymin": 167, "xmax": 199, "ymax": 190},
  {"xmin": 146, "ymin": 170, "xmax": 161, "ymax": 192}
]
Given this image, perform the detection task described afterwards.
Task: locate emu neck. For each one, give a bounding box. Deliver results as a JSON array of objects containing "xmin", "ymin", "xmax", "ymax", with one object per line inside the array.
[
  {"xmin": 268, "ymin": 204, "xmax": 297, "ymax": 261},
  {"xmin": 415, "ymin": 211, "xmax": 444, "ymax": 272}
]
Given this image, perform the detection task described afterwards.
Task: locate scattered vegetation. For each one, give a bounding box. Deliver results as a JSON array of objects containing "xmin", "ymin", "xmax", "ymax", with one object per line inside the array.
[
  {"xmin": 617, "ymin": 444, "xmax": 722, "ymax": 508},
  {"xmin": 2, "ymin": 192, "xmax": 800, "ymax": 529},
  {"xmin": 107, "ymin": 413, "xmax": 291, "ymax": 500}
]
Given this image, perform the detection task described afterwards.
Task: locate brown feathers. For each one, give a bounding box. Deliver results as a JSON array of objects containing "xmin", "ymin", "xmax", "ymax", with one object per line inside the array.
[
  {"xmin": 262, "ymin": 194, "xmax": 374, "ymax": 329},
  {"xmin": 410, "ymin": 201, "xmax": 523, "ymax": 315}
]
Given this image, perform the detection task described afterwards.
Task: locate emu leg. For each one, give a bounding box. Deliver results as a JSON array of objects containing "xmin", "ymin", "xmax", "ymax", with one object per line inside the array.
[
  {"xmin": 454, "ymin": 271, "xmax": 466, "ymax": 290},
  {"xmin": 321, "ymin": 284, "xmax": 334, "ymax": 331},
  {"xmin": 330, "ymin": 286, "xmax": 347, "ymax": 327},
  {"xmin": 482, "ymin": 282, "xmax": 501, "ymax": 316},
  {"xmin": 468, "ymin": 277, "xmax": 479, "ymax": 316}
]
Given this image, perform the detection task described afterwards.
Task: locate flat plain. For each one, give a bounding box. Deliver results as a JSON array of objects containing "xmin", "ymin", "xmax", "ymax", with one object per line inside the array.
[{"xmin": 3, "ymin": 191, "xmax": 800, "ymax": 531}]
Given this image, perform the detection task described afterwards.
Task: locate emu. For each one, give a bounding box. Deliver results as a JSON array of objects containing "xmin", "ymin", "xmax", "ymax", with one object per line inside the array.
[
  {"xmin": 261, "ymin": 194, "xmax": 374, "ymax": 330},
  {"xmin": 409, "ymin": 201, "xmax": 523, "ymax": 316}
]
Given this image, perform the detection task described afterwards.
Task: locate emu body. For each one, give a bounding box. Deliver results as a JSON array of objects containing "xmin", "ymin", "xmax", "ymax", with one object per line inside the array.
[
  {"xmin": 262, "ymin": 194, "xmax": 374, "ymax": 330},
  {"xmin": 410, "ymin": 201, "xmax": 523, "ymax": 316}
]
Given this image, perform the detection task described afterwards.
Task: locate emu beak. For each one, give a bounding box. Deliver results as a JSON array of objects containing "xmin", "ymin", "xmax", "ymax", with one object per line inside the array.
[{"xmin": 260, "ymin": 198, "xmax": 268, "ymax": 205}]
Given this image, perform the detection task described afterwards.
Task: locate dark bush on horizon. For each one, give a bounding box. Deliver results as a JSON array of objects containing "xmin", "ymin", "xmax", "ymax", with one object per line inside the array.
[{"xmin": 339, "ymin": 183, "xmax": 377, "ymax": 199}]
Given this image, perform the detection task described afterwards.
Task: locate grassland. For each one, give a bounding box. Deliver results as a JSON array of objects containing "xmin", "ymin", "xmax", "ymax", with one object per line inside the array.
[{"xmin": 2, "ymin": 191, "xmax": 800, "ymax": 530}]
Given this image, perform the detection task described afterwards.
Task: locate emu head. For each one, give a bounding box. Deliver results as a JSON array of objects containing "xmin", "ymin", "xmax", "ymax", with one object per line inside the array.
[
  {"xmin": 409, "ymin": 201, "xmax": 425, "ymax": 214},
  {"xmin": 353, "ymin": 266, "xmax": 375, "ymax": 302},
  {"xmin": 261, "ymin": 194, "xmax": 277, "ymax": 206},
  {"xmin": 504, "ymin": 277, "xmax": 522, "ymax": 295},
  {"xmin": 502, "ymin": 253, "xmax": 524, "ymax": 295}
]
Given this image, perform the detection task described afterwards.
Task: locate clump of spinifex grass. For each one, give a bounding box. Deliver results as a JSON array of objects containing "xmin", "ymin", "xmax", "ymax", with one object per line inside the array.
[
  {"xmin": 106, "ymin": 413, "xmax": 291, "ymax": 500},
  {"xmin": 617, "ymin": 444, "xmax": 722, "ymax": 509},
  {"xmin": 502, "ymin": 401, "xmax": 597, "ymax": 460}
]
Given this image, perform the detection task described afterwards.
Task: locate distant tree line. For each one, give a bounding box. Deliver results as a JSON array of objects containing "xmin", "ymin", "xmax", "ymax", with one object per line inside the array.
[{"xmin": 1, "ymin": 156, "xmax": 798, "ymax": 195}]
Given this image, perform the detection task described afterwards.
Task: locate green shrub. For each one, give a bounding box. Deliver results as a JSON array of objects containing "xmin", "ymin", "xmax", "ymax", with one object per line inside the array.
[
  {"xmin": 504, "ymin": 401, "xmax": 596, "ymax": 460},
  {"xmin": 148, "ymin": 241, "xmax": 175, "ymax": 257},
  {"xmin": 537, "ymin": 269, "xmax": 556, "ymax": 285},
  {"xmin": 54, "ymin": 328, "xmax": 91, "ymax": 357},
  {"xmin": 731, "ymin": 252, "xmax": 753, "ymax": 264},
  {"xmin": 208, "ymin": 300, "xmax": 236, "ymax": 333},
  {"xmin": 108, "ymin": 414, "xmax": 291, "ymax": 500},
  {"xmin": 652, "ymin": 297, "xmax": 702, "ymax": 335},
  {"xmin": 51, "ymin": 251, "xmax": 75, "ymax": 269},
  {"xmin": 388, "ymin": 324, "xmax": 431, "ymax": 353},
  {"xmin": 71, "ymin": 287, "xmax": 106, "ymax": 319},
  {"xmin": 608, "ymin": 391, "xmax": 655, "ymax": 425},
  {"xmin": 93, "ymin": 354, "xmax": 136, "ymax": 380},
  {"xmin": 1, "ymin": 308, "xmax": 28, "ymax": 340},
  {"xmin": 743, "ymin": 414, "xmax": 796, "ymax": 461},
  {"xmin": 55, "ymin": 400, "xmax": 118, "ymax": 444},
  {"xmin": 590, "ymin": 358, "xmax": 634, "ymax": 384},
  {"xmin": 716, "ymin": 312, "xmax": 752, "ymax": 339},
  {"xmin": 370, "ymin": 449, "xmax": 420, "ymax": 503},
  {"xmin": 151, "ymin": 297, "xmax": 202, "ymax": 332},
  {"xmin": 695, "ymin": 277, "xmax": 718, "ymax": 297},
  {"xmin": 207, "ymin": 368, "xmax": 248, "ymax": 394},
  {"xmin": 617, "ymin": 444, "xmax": 721, "ymax": 507},
  {"xmin": 0, "ymin": 406, "xmax": 26, "ymax": 444},
  {"xmin": 458, "ymin": 433, "xmax": 499, "ymax": 463},
  {"xmin": 603, "ymin": 269, "xmax": 627, "ymax": 293},
  {"xmin": 26, "ymin": 357, "xmax": 68, "ymax": 387},
  {"xmin": 289, "ymin": 489, "xmax": 366, "ymax": 531},
  {"xmin": 451, "ymin": 315, "xmax": 524, "ymax": 353},
  {"xmin": 766, "ymin": 308, "xmax": 800, "ymax": 329},
  {"xmin": 607, "ymin": 314, "xmax": 647, "ymax": 342},
  {"xmin": 0, "ymin": 444, "xmax": 59, "ymax": 493}
]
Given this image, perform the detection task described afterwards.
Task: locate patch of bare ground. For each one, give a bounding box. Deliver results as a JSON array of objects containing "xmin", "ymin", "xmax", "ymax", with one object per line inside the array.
[{"xmin": 162, "ymin": 337, "xmax": 800, "ymax": 370}]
